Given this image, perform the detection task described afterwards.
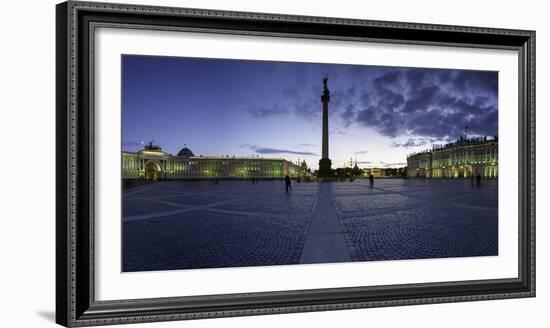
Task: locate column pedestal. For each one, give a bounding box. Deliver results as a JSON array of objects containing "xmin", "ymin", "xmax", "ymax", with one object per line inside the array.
[{"xmin": 318, "ymin": 158, "xmax": 333, "ymax": 178}]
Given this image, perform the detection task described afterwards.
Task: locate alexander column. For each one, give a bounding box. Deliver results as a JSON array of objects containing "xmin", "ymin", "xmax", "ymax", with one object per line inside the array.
[{"xmin": 318, "ymin": 76, "xmax": 332, "ymax": 177}]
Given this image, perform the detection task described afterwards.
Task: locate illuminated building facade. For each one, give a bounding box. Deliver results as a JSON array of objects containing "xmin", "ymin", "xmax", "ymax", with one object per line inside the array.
[
  {"xmin": 122, "ymin": 142, "xmax": 311, "ymax": 181},
  {"xmin": 363, "ymin": 168, "xmax": 384, "ymax": 178},
  {"xmin": 363, "ymin": 167, "xmax": 407, "ymax": 178},
  {"xmin": 407, "ymin": 136, "xmax": 498, "ymax": 178}
]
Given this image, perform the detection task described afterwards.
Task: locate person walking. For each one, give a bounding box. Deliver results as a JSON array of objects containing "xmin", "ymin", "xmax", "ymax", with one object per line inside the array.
[
  {"xmin": 285, "ymin": 175, "xmax": 292, "ymax": 192},
  {"xmin": 369, "ymin": 174, "xmax": 374, "ymax": 187},
  {"xmin": 476, "ymin": 173, "xmax": 482, "ymax": 187}
]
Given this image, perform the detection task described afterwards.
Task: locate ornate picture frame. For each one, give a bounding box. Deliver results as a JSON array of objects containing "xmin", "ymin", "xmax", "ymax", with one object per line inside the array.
[{"xmin": 56, "ymin": 1, "xmax": 535, "ymax": 326}]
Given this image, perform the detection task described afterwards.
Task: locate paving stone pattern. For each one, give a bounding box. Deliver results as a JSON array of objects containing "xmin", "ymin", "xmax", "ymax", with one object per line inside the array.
[{"xmin": 122, "ymin": 179, "xmax": 498, "ymax": 272}]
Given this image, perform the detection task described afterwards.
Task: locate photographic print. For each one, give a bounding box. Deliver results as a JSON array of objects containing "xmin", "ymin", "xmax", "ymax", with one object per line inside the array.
[
  {"xmin": 121, "ymin": 55, "xmax": 498, "ymax": 272},
  {"xmin": 56, "ymin": 4, "xmax": 535, "ymax": 325}
]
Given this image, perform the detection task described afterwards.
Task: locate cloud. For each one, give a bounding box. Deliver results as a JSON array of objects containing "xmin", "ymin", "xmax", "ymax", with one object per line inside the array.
[
  {"xmin": 353, "ymin": 68, "xmax": 498, "ymax": 140},
  {"xmin": 392, "ymin": 138, "xmax": 428, "ymax": 148},
  {"xmin": 241, "ymin": 144, "xmax": 317, "ymax": 156},
  {"xmin": 354, "ymin": 150, "xmax": 369, "ymax": 155},
  {"xmin": 246, "ymin": 104, "xmax": 289, "ymax": 118},
  {"xmin": 382, "ymin": 162, "xmax": 407, "ymax": 168},
  {"xmin": 242, "ymin": 66, "xmax": 498, "ymax": 142},
  {"xmin": 255, "ymin": 148, "xmax": 317, "ymax": 156},
  {"xmin": 358, "ymin": 160, "xmax": 406, "ymax": 168},
  {"xmin": 246, "ymin": 85, "xmax": 321, "ymax": 121},
  {"xmin": 329, "ymin": 129, "xmax": 349, "ymax": 136},
  {"xmin": 339, "ymin": 103, "xmax": 356, "ymax": 127},
  {"xmin": 296, "ymin": 143, "xmax": 317, "ymax": 148},
  {"xmin": 239, "ymin": 144, "xmax": 256, "ymax": 149}
]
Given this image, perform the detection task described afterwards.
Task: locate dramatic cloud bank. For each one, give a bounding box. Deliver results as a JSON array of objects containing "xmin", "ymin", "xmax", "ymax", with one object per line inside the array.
[
  {"xmin": 245, "ymin": 66, "xmax": 498, "ymax": 143},
  {"xmin": 353, "ymin": 69, "xmax": 498, "ymax": 141}
]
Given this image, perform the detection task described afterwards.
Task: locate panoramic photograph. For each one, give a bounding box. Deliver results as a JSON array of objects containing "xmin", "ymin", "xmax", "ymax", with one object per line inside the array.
[{"xmin": 121, "ymin": 54, "xmax": 498, "ymax": 272}]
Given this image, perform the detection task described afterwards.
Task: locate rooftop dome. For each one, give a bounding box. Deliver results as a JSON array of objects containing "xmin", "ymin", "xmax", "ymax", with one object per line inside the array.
[{"xmin": 177, "ymin": 146, "xmax": 195, "ymax": 157}]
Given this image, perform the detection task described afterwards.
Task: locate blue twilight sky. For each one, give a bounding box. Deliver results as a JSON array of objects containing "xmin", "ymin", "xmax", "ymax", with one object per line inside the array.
[{"xmin": 122, "ymin": 55, "xmax": 498, "ymax": 170}]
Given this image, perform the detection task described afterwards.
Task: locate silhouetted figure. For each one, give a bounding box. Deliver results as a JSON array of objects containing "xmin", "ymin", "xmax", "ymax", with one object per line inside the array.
[
  {"xmin": 470, "ymin": 174, "xmax": 474, "ymax": 187},
  {"xmin": 369, "ymin": 174, "xmax": 374, "ymax": 187},
  {"xmin": 323, "ymin": 76, "xmax": 329, "ymax": 92},
  {"xmin": 285, "ymin": 175, "xmax": 292, "ymax": 192},
  {"xmin": 476, "ymin": 173, "xmax": 482, "ymax": 187}
]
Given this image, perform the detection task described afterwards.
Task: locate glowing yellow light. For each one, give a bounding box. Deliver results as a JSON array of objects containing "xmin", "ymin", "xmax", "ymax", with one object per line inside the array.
[{"xmin": 141, "ymin": 151, "xmax": 164, "ymax": 156}]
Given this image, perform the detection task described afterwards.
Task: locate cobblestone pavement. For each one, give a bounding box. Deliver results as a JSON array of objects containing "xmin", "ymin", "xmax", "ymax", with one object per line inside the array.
[
  {"xmin": 122, "ymin": 179, "xmax": 498, "ymax": 272},
  {"xmin": 332, "ymin": 179, "xmax": 498, "ymax": 261},
  {"xmin": 123, "ymin": 180, "xmax": 319, "ymax": 272}
]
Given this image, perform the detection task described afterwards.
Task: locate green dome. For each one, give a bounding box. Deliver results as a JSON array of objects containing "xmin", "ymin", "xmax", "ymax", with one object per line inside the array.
[{"xmin": 177, "ymin": 147, "xmax": 194, "ymax": 157}]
